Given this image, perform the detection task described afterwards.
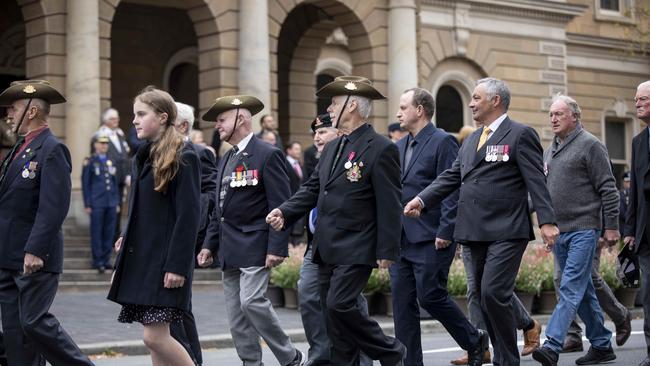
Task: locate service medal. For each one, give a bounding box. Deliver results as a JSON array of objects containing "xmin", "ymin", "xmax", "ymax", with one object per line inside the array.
[{"xmin": 22, "ymin": 169, "xmax": 29, "ymax": 178}]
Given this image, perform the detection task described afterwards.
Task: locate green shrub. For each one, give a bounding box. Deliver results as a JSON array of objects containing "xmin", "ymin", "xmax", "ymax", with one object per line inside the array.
[
  {"xmin": 270, "ymin": 255, "xmax": 303, "ymax": 289},
  {"xmin": 600, "ymin": 248, "xmax": 622, "ymax": 290},
  {"xmin": 447, "ymin": 258, "xmax": 468, "ymax": 297},
  {"xmin": 364, "ymin": 268, "xmax": 391, "ymax": 294},
  {"xmin": 515, "ymin": 246, "xmax": 543, "ymax": 295}
]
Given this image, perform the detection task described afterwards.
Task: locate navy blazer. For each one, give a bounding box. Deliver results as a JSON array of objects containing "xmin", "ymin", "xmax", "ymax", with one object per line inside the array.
[
  {"xmin": 108, "ymin": 142, "xmax": 201, "ymax": 311},
  {"xmin": 419, "ymin": 117, "xmax": 555, "ymax": 242},
  {"xmin": 192, "ymin": 143, "xmax": 218, "ymax": 251},
  {"xmin": 81, "ymin": 154, "xmax": 120, "ymax": 208},
  {"xmin": 203, "ymin": 135, "xmax": 291, "ymax": 269},
  {"xmin": 280, "ymin": 124, "xmax": 402, "ymax": 265},
  {"xmin": 0, "ymin": 129, "xmax": 71, "ymax": 273},
  {"xmin": 397, "ymin": 123, "xmax": 459, "ymax": 243}
]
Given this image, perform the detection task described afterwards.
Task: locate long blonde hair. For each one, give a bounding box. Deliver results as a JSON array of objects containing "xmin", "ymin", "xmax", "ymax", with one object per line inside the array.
[{"xmin": 134, "ymin": 86, "xmax": 183, "ymax": 193}]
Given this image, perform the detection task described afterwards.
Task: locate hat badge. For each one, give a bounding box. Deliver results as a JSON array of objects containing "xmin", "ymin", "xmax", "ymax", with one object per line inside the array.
[
  {"xmin": 344, "ymin": 82, "xmax": 358, "ymax": 91},
  {"xmin": 231, "ymin": 98, "xmax": 242, "ymax": 106},
  {"xmin": 23, "ymin": 85, "xmax": 36, "ymax": 94}
]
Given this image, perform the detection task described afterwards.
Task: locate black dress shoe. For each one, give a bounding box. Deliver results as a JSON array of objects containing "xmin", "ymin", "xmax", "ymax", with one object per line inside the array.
[
  {"xmin": 575, "ymin": 346, "xmax": 616, "ymax": 365},
  {"xmin": 97, "ymin": 266, "xmax": 106, "ymax": 274},
  {"xmin": 561, "ymin": 337, "xmax": 583, "ymax": 353},
  {"xmin": 532, "ymin": 346, "xmax": 558, "ymax": 366},
  {"xmin": 468, "ymin": 329, "xmax": 488, "ymax": 366},
  {"xmin": 616, "ymin": 311, "xmax": 632, "ymax": 346}
]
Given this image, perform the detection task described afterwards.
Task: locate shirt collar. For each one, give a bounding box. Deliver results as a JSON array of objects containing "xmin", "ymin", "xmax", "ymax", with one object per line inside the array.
[
  {"xmin": 484, "ymin": 113, "xmax": 508, "ymax": 133},
  {"xmin": 236, "ymin": 132, "xmax": 254, "ymax": 153},
  {"xmin": 286, "ymin": 156, "xmax": 298, "ymax": 165},
  {"xmin": 345, "ymin": 123, "xmax": 370, "ymax": 144}
]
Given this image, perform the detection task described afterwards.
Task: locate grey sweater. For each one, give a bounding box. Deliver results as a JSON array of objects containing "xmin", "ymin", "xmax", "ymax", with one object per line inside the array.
[{"xmin": 543, "ymin": 125, "xmax": 619, "ymax": 233}]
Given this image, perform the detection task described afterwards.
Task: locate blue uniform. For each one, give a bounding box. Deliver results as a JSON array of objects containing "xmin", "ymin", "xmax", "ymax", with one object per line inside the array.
[{"xmin": 81, "ymin": 154, "xmax": 119, "ymax": 268}]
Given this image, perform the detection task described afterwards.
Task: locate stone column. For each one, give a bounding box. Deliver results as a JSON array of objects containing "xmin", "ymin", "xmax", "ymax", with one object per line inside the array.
[
  {"xmin": 65, "ymin": 0, "xmax": 100, "ymax": 224},
  {"xmin": 388, "ymin": 0, "xmax": 418, "ymax": 120},
  {"xmin": 239, "ymin": 0, "xmax": 271, "ymax": 131}
]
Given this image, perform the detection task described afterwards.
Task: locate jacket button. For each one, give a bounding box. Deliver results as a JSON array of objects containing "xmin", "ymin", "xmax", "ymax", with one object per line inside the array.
[
  {"xmin": 324, "ymin": 190, "xmax": 328, "ymax": 196},
  {"xmin": 128, "ymin": 247, "xmax": 134, "ymax": 253},
  {"xmin": 474, "ymin": 179, "xmax": 478, "ymax": 183},
  {"xmin": 220, "ymin": 217, "xmax": 224, "ymax": 222},
  {"xmin": 473, "ymin": 199, "xmax": 477, "ymax": 204}
]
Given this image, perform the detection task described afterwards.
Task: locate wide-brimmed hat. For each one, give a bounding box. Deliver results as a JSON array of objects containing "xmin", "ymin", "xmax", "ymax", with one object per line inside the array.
[
  {"xmin": 201, "ymin": 95, "xmax": 264, "ymax": 121},
  {"xmin": 95, "ymin": 136, "xmax": 110, "ymax": 144},
  {"xmin": 0, "ymin": 80, "xmax": 66, "ymax": 106},
  {"xmin": 311, "ymin": 113, "xmax": 333, "ymax": 133},
  {"xmin": 316, "ymin": 76, "xmax": 385, "ymax": 100}
]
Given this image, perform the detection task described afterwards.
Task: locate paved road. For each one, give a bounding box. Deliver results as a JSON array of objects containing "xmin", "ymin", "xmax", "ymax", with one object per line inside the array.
[{"xmin": 91, "ymin": 319, "xmax": 648, "ymax": 365}]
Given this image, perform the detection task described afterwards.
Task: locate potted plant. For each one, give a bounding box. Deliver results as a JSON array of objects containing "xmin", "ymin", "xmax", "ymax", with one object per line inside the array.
[
  {"xmin": 364, "ymin": 269, "xmax": 385, "ymax": 315},
  {"xmin": 447, "ymin": 257, "xmax": 468, "ymax": 316},
  {"xmin": 515, "ymin": 247, "xmax": 542, "ymax": 313},
  {"xmin": 536, "ymin": 246, "xmax": 557, "ymax": 314},
  {"xmin": 270, "ymin": 254, "xmax": 303, "ymax": 309}
]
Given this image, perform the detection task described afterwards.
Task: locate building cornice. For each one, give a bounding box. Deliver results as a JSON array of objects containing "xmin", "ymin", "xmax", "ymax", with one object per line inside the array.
[
  {"xmin": 566, "ymin": 32, "xmax": 649, "ymax": 53},
  {"xmin": 422, "ymin": 0, "xmax": 586, "ymax": 24}
]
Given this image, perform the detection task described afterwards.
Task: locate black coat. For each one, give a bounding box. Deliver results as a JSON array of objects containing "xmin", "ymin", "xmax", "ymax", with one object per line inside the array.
[
  {"xmin": 203, "ymin": 135, "xmax": 291, "ymax": 269},
  {"xmin": 108, "ymin": 142, "xmax": 201, "ymax": 311},
  {"xmin": 625, "ymin": 128, "xmax": 650, "ymax": 253},
  {"xmin": 192, "ymin": 143, "xmax": 218, "ymax": 252},
  {"xmin": 280, "ymin": 124, "xmax": 402, "ymax": 265},
  {"xmin": 0, "ymin": 129, "xmax": 70, "ymax": 273},
  {"xmin": 419, "ymin": 117, "xmax": 556, "ymax": 242},
  {"xmin": 303, "ymin": 144, "xmax": 318, "ymax": 178}
]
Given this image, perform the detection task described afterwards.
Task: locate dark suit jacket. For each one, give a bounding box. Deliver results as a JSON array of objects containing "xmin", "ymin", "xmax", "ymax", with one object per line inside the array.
[
  {"xmin": 192, "ymin": 143, "xmax": 218, "ymax": 252},
  {"xmin": 625, "ymin": 128, "xmax": 650, "ymax": 253},
  {"xmin": 303, "ymin": 144, "xmax": 318, "ymax": 178},
  {"xmin": 105, "ymin": 132, "xmax": 131, "ymax": 185},
  {"xmin": 203, "ymin": 135, "xmax": 291, "ymax": 269},
  {"xmin": 279, "ymin": 124, "xmax": 402, "ymax": 265},
  {"xmin": 398, "ymin": 123, "xmax": 459, "ymax": 243},
  {"xmin": 419, "ymin": 117, "xmax": 555, "ymax": 242},
  {"xmin": 0, "ymin": 129, "xmax": 70, "ymax": 273},
  {"xmin": 108, "ymin": 142, "xmax": 201, "ymax": 311}
]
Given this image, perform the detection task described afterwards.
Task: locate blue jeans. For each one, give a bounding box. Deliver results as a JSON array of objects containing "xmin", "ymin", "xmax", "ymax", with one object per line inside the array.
[{"xmin": 543, "ymin": 229, "xmax": 612, "ymax": 353}]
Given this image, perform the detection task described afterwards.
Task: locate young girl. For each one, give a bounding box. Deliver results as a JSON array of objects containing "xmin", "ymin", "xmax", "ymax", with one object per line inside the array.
[{"xmin": 108, "ymin": 86, "xmax": 200, "ymax": 366}]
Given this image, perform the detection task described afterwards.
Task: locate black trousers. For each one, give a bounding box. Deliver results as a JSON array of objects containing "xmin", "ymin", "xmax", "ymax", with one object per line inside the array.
[
  {"xmin": 0, "ymin": 331, "xmax": 8, "ymax": 366},
  {"xmin": 319, "ymin": 263, "xmax": 403, "ymax": 366},
  {"xmin": 466, "ymin": 239, "xmax": 527, "ymax": 366},
  {"xmin": 0, "ymin": 270, "xmax": 93, "ymax": 366},
  {"xmin": 390, "ymin": 239, "xmax": 479, "ymax": 366},
  {"xmin": 170, "ymin": 305, "xmax": 202, "ymax": 365}
]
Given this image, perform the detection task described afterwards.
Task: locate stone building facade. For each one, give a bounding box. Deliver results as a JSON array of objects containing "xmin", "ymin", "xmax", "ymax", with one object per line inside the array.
[{"xmin": 0, "ymin": 0, "xmax": 648, "ymax": 221}]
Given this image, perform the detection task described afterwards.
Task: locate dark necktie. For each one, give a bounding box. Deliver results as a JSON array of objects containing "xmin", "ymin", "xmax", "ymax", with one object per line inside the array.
[
  {"xmin": 330, "ymin": 136, "xmax": 348, "ymax": 176},
  {"xmin": 0, "ymin": 136, "xmax": 25, "ymax": 186},
  {"xmin": 404, "ymin": 138, "xmax": 416, "ymax": 169},
  {"xmin": 219, "ymin": 146, "xmax": 240, "ymax": 209}
]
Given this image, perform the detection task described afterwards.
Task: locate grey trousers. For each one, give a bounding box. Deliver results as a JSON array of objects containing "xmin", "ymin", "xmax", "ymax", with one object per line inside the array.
[
  {"xmin": 223, "ymin": 267, "xmax": 296, "ymax": 366},
  {"xmin": 298, "ymin": 247, "xmax": 372, "ymax": 365},
  {"xmin": 462, "ymin": 245, "xmax": 533, "ymax": 334},
  {"xmin": 553, "ymin": 245, "xmax": 628, "ymax": 340}
]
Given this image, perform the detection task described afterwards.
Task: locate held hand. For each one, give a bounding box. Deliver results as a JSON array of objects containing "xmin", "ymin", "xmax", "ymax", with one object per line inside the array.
[
  {"xmin": 124, "ymin": 175, "xmax": 132, "ymax": 187},
  {"xmin": 597, "ymin": 237, "xmax": 607, "ymax": 250},
  {"xmin": 163, "ymin": 272, "xmax": 186, "ymax": 289},
  {"xmin": 377, "ymin": 259, "xmax": 393, "ymax": 269},
  {"xmin": 197, "ymin": 249, "xmax": 213, "ymax": 268},
  {"xmin": 114, "ymin": 237, "xmax": 123, "ymax": 252},
  {"xmin": 624, "ymin": 236, "xmax": 635, "ymax": 250},
  {"xmin": 85, "ymin": 207, "xmax": 92, "ymax": 215},
  {"xmin": 265, "ymin": 254, "xmax": 285, "ymax": 268},
  {"xmin": 266, "ymin": 209, "xmax": 285, "ymax": 231},
  {"xmin": 603, "ymin": 229, "xmax": 620, "ymax": 247},
  {"xmin": 435, "ymin": 238, "xmax": 452, "ymax": 250},
  {"xmin": 23, "ymin": 253, "xmax": 44, "ymax": 275},
  {"xmin": 403, "ymin": 198, "xmax": 423, "ymax": 218},
  {"xmin": 540, "ymin": 224, "xmax": 560, "ymax": 252}
]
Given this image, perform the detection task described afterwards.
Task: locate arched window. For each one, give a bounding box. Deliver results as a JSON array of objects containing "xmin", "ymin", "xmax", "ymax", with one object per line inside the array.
[
  {"xmin": 316, "ymin": 73, "xmax": 335, "ymax": 115},
  {"xmin": 435, "ymin": 85, "xmax": 464, "ymax": 133}
]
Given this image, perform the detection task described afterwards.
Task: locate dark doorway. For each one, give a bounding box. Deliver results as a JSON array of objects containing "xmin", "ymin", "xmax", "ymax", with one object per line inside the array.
[
  {"xmin": 435, "ymin": 85, "xmax": 464, "ymax": 133},
  {"xmin": 168, "ymin": 62, "xmax": 199, "ymax": 126},
  {"xmin": 316, "ymin": 73, "xmax": 335, "ymax": 115}
]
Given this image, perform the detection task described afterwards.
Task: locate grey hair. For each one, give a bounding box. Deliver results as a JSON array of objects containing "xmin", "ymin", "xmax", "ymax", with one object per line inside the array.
[
  {"xmin": 476, "ymin": 77, "xmax": 511, "ymax": 110},
  {"xmin": 101, "ymin": 108, "xmax": 119, "ymax": 123},
  {"xmin": 638, "ymin": 80, "xmax": 650, "ymax": 91},
  {"xmin": 174, "ymin": 102, "xmax": 195, "ymax": 126},
  {"xmin": 552, "ymin": 94, "xmax": 581, "ymax": 122},
  {"xmin": 350, "ymin": 95, "xmax": 372, "ymax": 119}
]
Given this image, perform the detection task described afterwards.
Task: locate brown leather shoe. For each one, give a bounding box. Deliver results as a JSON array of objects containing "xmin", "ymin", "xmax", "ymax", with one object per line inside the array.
[
  {"xmin": 561, "ymin": 337, "xmax": 584, "ymax": 353},
  {"xmin": 521, "ymin": 319, "xmax": 541, "ymax": 356},
  {"xmin": 450, "ymin": 351, "xmax": 491, "ymax": 365},
  {"xmin": 616, "ymin": 310, "xmax": 632, "ymax": 346}
]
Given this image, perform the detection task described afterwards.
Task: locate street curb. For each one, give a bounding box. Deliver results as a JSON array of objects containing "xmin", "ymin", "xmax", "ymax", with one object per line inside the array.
[{"xmin": 81, "ymin": 308, "xmax": 645, "ymax": 356}]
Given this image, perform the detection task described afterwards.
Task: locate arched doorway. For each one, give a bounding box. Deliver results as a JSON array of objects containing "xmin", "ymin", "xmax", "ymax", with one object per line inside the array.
[
  {"xmin": 436, "ymin": 85, "xmax": 464, "ymax": 133},
  {"xmin": 274, "ymin": 0, "xmax": 380, "ymax": 148},
  {"xmin": 110, "ymin": 1, "xmax": 198, "ymax": 132},
  {"xmin": 0, "ymin": 0, "xmax": 25, "ymax": 151}
]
